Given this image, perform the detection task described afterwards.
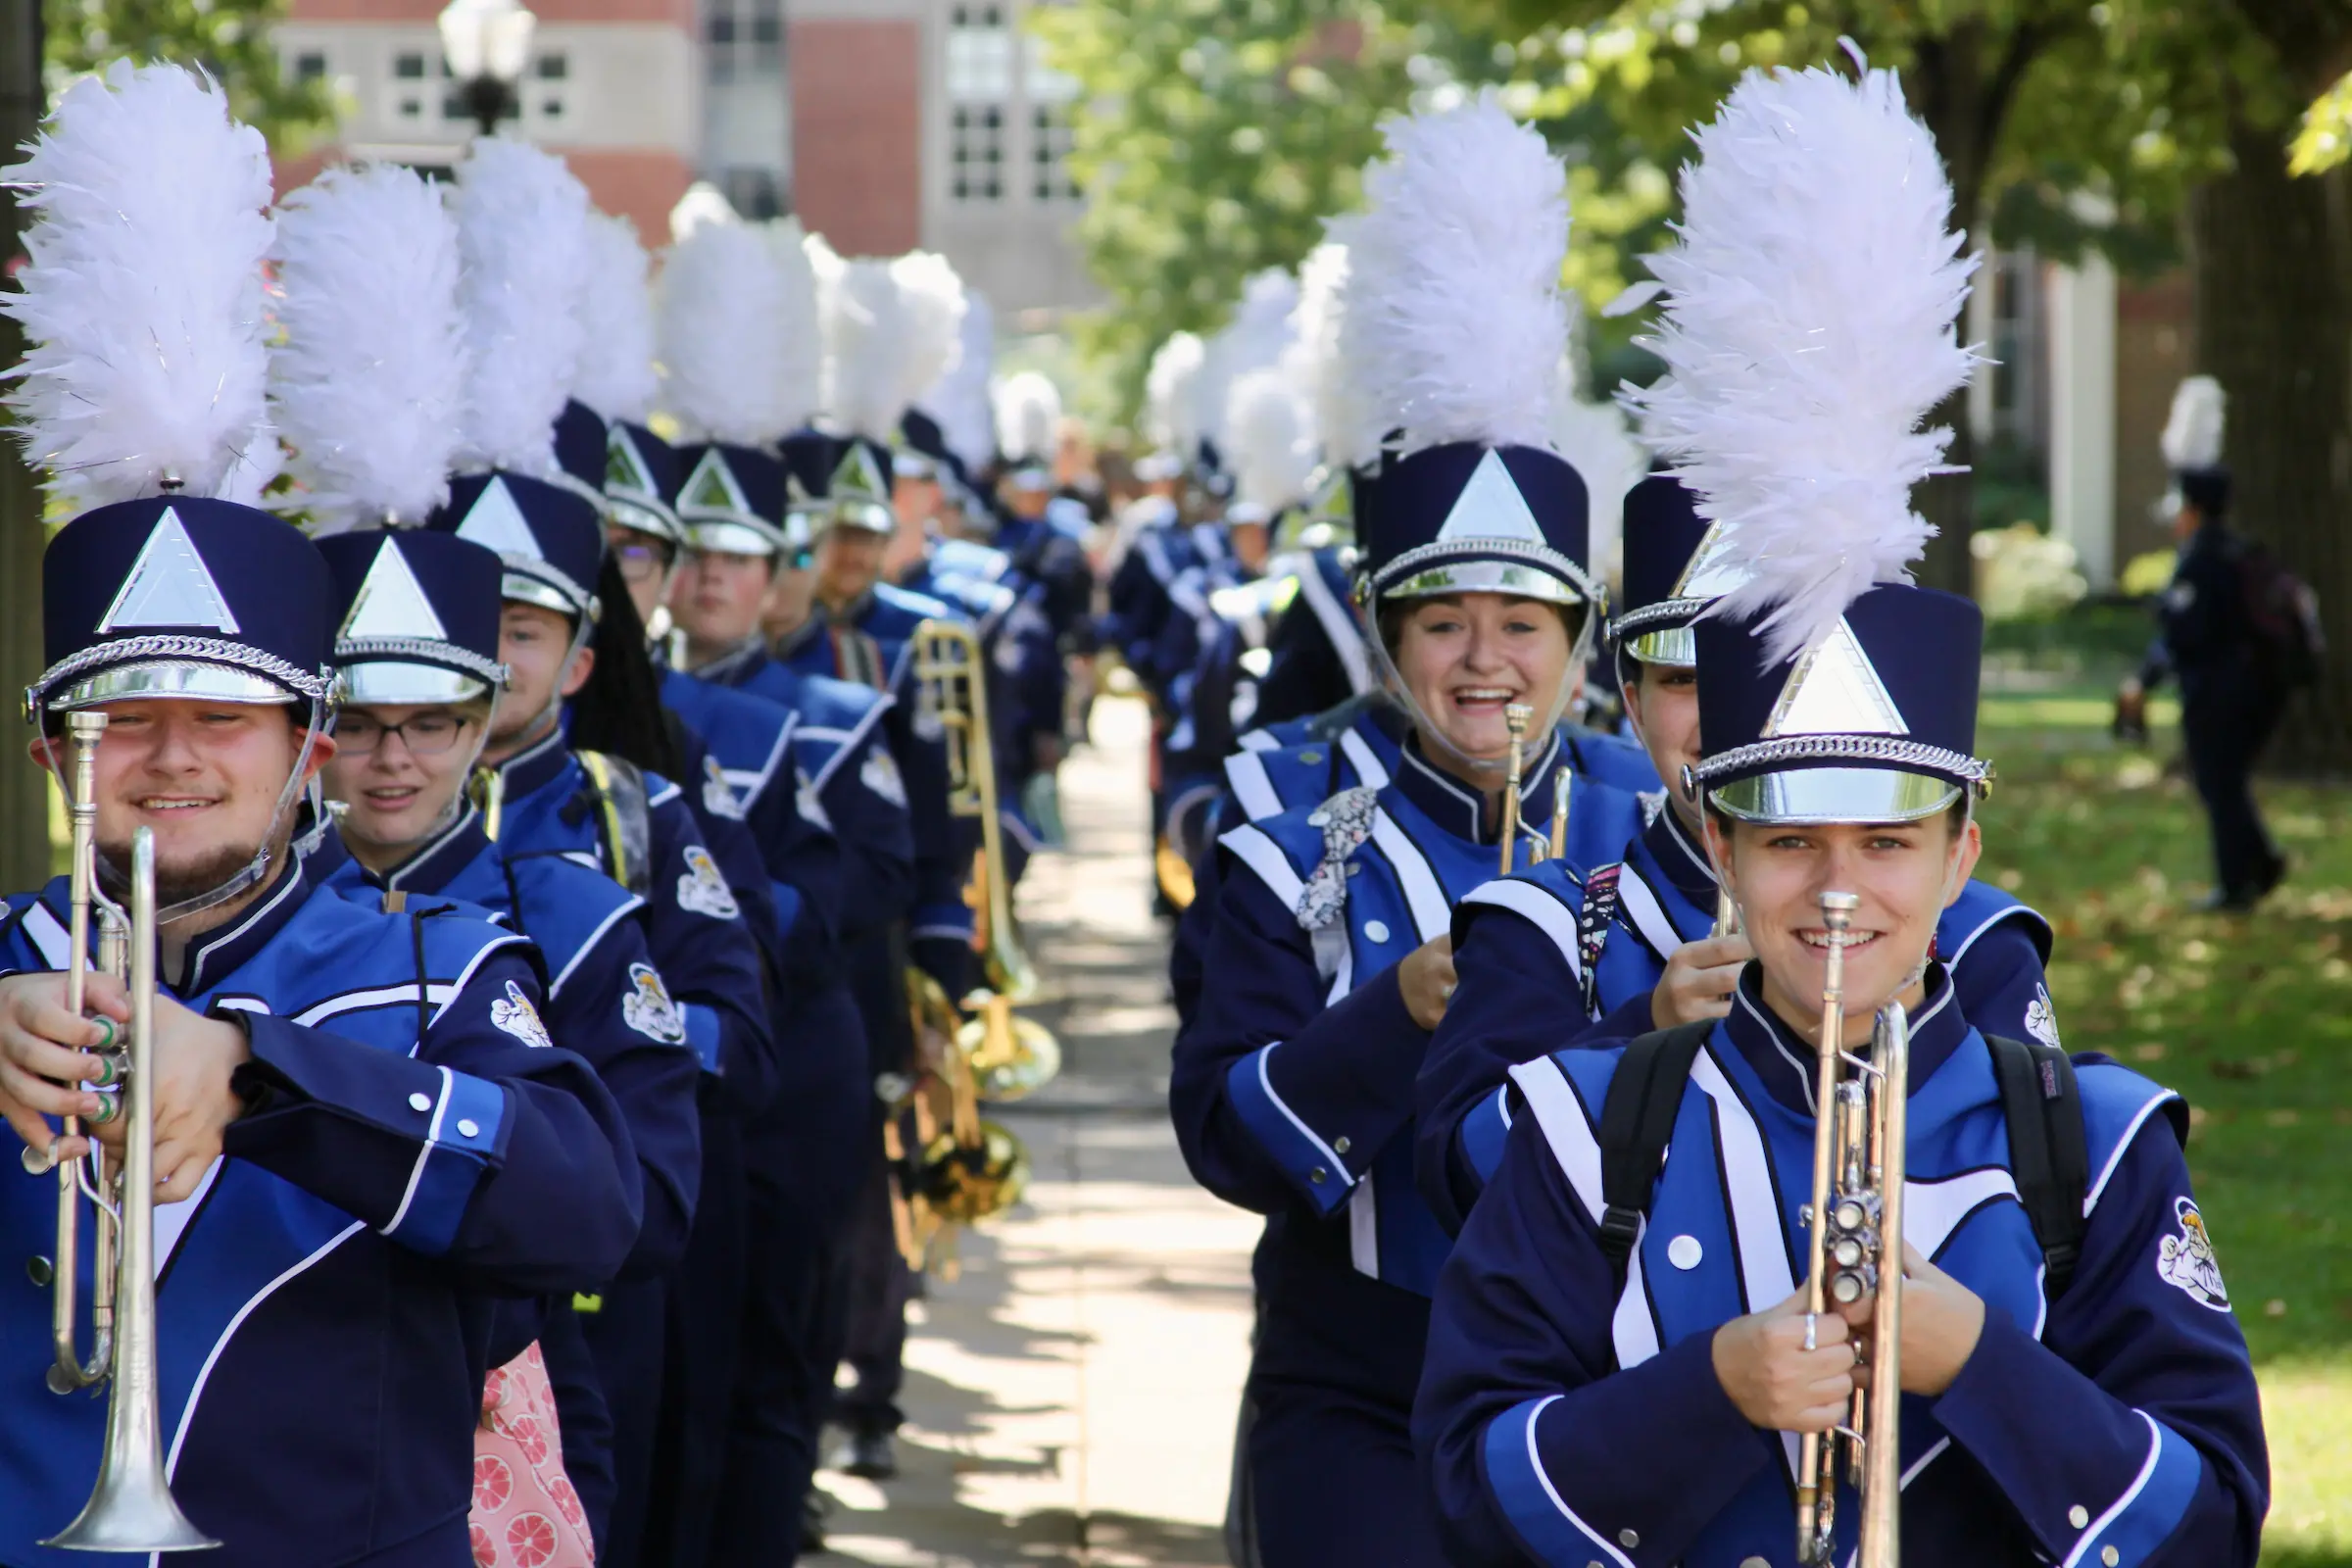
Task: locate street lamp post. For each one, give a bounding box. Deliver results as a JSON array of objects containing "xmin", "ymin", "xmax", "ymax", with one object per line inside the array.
[{"xmin": 437, "ymin": 0, "xmax": 537, "ymax": 137}]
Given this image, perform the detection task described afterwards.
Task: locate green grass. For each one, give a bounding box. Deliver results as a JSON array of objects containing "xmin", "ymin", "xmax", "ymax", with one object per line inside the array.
[{"xmin": 1979, "ymin": 670, "xmax": 2352, "ymax": 1562}]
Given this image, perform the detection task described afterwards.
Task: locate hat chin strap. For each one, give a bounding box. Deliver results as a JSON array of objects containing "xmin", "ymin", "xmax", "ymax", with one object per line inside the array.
[{"xmin": 1355, "ymin": 602, "xmax": 1599, "ymax": 778}]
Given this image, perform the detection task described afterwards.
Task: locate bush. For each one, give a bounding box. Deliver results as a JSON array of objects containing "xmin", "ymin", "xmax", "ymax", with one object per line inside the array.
[{"xmin": 1972, "ymin": 522, "xmax": 2088, "ymax": 621}]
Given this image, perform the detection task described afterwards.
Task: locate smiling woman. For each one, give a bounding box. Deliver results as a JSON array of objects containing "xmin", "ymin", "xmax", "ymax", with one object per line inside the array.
[{"xmin": 1379, "ymin": 593, "xmax": 1580, "ymax": 790}]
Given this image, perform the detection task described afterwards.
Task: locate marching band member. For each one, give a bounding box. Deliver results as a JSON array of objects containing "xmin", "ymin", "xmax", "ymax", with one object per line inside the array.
[
  {"xmin": 268, "ymin": 161, "xmax": 704, "ymax": 1554},
  {"xmin": 1168, "ymin": 92, "xmax": 1633, "ymax": 1564},
  {"xmin": 1416, "ymin": 469, "xmax": 2058, "ymax": 1235},
  {"xmin": 1414, "ymin": 61, "xmax": 2266, "ymax": 1568},
  {"xmin": 420, "ymin": 137, "xmax": 778, "ymax": 1568},
  {"xmin": 0, "ymin": 67, "xmax": 639, "ymax": 1564}
]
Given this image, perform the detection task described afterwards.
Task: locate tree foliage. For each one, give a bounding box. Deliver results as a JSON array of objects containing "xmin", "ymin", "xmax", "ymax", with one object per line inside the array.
[{"xmin": 46, "ymin": 0, "xmax": 336, "ymax": 151}]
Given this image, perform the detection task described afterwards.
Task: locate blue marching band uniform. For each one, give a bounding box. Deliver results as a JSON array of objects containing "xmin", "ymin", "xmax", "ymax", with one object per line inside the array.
[
  {"xmin": 0, "ymin": 66, "xmax": 1086, "ymax": 1568},
  {"xmin": 1149, "ymin": 70, "xmax": 2270, "ymax": 1568},
  {"xmin": 0, "ymin": 54, "xmax": 2278, "ymax": 1568}
]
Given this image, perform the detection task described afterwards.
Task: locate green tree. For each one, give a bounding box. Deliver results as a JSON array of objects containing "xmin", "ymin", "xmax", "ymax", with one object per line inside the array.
[
  {"xmin": 46, "ymin": 0, "xmax": 334, "ymax": 150},
  {"xmin": 1033, "ymin": 1, "xmax": 1512, "ymax": 421}
]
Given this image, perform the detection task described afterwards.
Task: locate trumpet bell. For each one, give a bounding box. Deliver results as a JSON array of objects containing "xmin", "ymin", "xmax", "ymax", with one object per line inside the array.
[
  {"xmin": 919, "ymin": 1121, "xmax": 1030, "ymax": 1224},
  {"xmin": 957, "ymin": 993, "xmax": 1061, "ymax": 1102},
  {"xmin": 42, "ymin": 1455, "xmax": 219, "ymax": 1553}
]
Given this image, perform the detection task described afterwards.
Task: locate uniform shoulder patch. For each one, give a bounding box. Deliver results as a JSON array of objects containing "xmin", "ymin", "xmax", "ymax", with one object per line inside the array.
[
  {"xmin": 620, "ymin": 960, "xmax": 688, "ymax": 1045},
  {"xmin": 702, "ymin": 755, "xmax": 746, "ymax": 821},
  {"xmin": 491, "ymin": 980, "xmax": 555, "ymax": 1049},
  {"xmin": 675, "ymin": 844, "xmax": 742, "ymax": 920},
  {"xmin": 859, "ymin": 747, "xmax": 908, "ymax": 808},
  {"xmin": 2157, "ymin": 1197, "xmax": 2230, "ymax": 1312},
  {"xmin": 2024, "ymin": 982, "xmax": 2062, "ymax": 1050},
  {"xmin": 795, "ymin": 765, "xmax": 834, "ymax": 831}
]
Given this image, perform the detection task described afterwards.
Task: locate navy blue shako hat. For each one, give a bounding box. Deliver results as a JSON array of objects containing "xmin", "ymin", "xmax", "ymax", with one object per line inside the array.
[
  {"xmin": 826, "ymin": 434, "xmax": 896, "ymax": 536},
  {"xmin": 34, "ymin": 498, "xmax": 337, "ymax": 716},
  {"xmin": 1611, "ymin": 471, "xmax": 1747, "ymax": 666},
  {"xmin": 425, "ymin": 472, "xmax": 605, "ymax": 623},
  {"xmin": 1691, "ymin": 585, "xmax": 1990, "ymax": 823},
  {"xmin": 1356, "ymin": 443, "xmax": 1597, "ymax": 610},
  {"xmin": 674, "ymin": 440, "xmax": 789, "ymax": 558},
  {"xmin": 551, "ymin": 399, "xmax": 616, "ymax": 517},
  {"xmin": 606, "ymin": 421, "xmax": 683, "ymax": 545},
  {"xmin": 318, "ymin": 530, "xmax": 509, "ymax": 705}
]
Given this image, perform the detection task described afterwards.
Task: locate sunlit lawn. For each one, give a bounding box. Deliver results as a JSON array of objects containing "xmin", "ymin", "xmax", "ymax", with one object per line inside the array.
[{"xmin": 1979, "ymin": 668, "xmax": 2352, "ymax": 1562}]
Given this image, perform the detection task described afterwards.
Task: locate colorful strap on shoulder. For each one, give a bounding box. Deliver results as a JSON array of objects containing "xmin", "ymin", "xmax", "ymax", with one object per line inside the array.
[{"xmin": 1576, "ymin": 863, "xmax": 1623, "ymax": 1019}]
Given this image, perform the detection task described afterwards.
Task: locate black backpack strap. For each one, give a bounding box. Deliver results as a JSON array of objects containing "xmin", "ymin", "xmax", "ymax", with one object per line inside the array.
[
  {"xmin": 1594, "ymin": 1019, "xmax": 1714, "ymax": 1290},
  {"xmin": 1986, "ymin": 1034, "xmax": 2091, "ymax": 1301}
]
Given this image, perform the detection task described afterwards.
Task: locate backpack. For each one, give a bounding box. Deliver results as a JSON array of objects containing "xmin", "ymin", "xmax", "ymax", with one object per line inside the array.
[
  {"xmin": 2235, "ymin": 540, "xmax": 2325, "ymax": 688},
  {"xmin": 1591, "ymin": 1023, "xmax": 2096, "ymax": 1303}
]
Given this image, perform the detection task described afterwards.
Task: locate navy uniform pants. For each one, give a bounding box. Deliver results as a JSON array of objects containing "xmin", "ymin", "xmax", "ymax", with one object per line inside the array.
[
  {"xmin": 1246, "ymin": 1375, "xmax": 1444, "ymax": 1568},
  {"xmin": 2182, "ymin": 672, "xmax": 2288, "ymax": 900},
  {"xmin": 833, "ymin": 1134, "xmax": 914, "ymax": 1437},
  {"xmin": 578, "ymin": 1277, "xmax": 665, "ymax": 1568},
  {"xmin": 710, "ymin": 983, "xmax": 870, "ymax": 1566},
  {"xmin": 640, "ymin": 1110, "xmax": 749, "ymax": 1568}
]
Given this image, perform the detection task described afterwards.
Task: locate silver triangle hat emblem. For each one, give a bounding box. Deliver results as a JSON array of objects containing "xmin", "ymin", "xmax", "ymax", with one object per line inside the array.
[
  {"xmin": 97, "ymin": 507, "xmax": 241, "ymax": 634},
  {"xmin": 1433, "ymin": 449, "xmax": 1547, "ymax": 547},
  {"xmin": 1671, "ymin": 519, "xmax": 1751, "ymax": 601},
  {"xmin": 608, "ymin": 425, "xmax": 656, "ymax": 494},
  {"xmin": 679, "ymin": 448, "xmax": 751, "ymax": 515},
  {"xmin": 454, "ymin": 476, "xmax": 544, "ymax": 563},
  {"xmin": 1764, "ymin": 616, "xmax": 1909, "ymax": 738},
  {"xmin": 339, "ymin": 536, "xmax": 450, "ymax": 642}
]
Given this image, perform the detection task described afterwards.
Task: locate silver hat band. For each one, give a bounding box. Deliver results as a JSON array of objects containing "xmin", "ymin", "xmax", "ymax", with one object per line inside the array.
[
  {"xmin": 501, "ymin": 559, "xmax": 599, "ymax": 621},
  {"xmin": 1612, "ymin": 593, "xmax": 1708, "ymax": 641},
  {"xmin": 682, "ymin": 515, "xmax": 788, "ymax": 558},
  {"xmin": 826, "ymin": 497, "xmax": 896, "ymax": 535},
  {"xmin": 608, "ymin": 489, "xmax": 682, "ymax": 544},
  {"xmin": 30, "ymin": 635, "xmax": 333, "ymax": 717},
  {"xmin": 1707, "ymin": 767, "xmax": 1963, "ymax": 825},
  {"xmin": 334, "ymin": 637, "xmax": 509, "ymax": 689},
  {"xmin": 1370, "ymin": 538, "xmax": 1600, "ymax": 610},
  {"xmin": 335, "ymin": 662, "xmax": 496, "ymax": 707}
]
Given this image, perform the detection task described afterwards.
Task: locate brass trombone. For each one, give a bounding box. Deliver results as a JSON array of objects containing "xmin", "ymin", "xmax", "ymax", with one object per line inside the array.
[
  {"xmin": 881, "ymin": 970, "xmax": 1032, "ymax": 1281},
  {"xmin": 33, "ymin": 712, "xmax": 216, "ymax": 1552},
  {"xmin": 1795, "ymin": 890, "xmax": 1907, "ymax": 1568},
  {"xmin": 1495, "ymin": 706, "xmax": 1571, "ymax": 873},
  {"xmin": 908, "ymin": 618, "xmax": 1060, "ymax": 1102}
]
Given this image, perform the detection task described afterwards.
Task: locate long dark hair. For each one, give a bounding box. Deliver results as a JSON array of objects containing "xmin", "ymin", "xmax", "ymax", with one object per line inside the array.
[{"xmin": 565, "ymin": 554, "xmax": 685, "ymax": 780}]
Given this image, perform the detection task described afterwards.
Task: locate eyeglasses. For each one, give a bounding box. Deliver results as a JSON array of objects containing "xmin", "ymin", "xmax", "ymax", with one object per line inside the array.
[
  {"xmin": 334, "ymin": 711, "xmax": 476, "ymax": 757},
  {"xmin": 608, "ymin": 536, "xmax": 674, "ymax": 583}
]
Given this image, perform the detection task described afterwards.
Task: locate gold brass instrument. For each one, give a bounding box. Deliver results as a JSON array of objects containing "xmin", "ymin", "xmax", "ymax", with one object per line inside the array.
[
  {"xmin": 882, "ymin": 971, "xmax": 1032, "ymax": 1280},
  {"xmin": 1795, "ymin": 890, "xmax": 1907, "ymax": 1568},
  {"xmin": 1496, "ymin": 703, "xmax": 1534, "ymax": 875},
  {"xmin": 33, "ymin": 710, "xmax": 216, "ymax": 1551},
  {"xmin": 909, "ymin": 617, "xmax": 1061, "ymax": 1102},
  {"xmin": 1546, "ymin": 765, "xmax": 1571, "ymax": 862}
]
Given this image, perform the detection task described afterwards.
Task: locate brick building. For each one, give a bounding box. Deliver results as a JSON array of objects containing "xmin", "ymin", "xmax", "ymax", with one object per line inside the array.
[
  {"xmin": 274, "ymin": 0, "xmax": 699, "ymax": 243},
  {"xmin": 277, "ymin": 0, "xmax": 1096, "ymax": 318}
]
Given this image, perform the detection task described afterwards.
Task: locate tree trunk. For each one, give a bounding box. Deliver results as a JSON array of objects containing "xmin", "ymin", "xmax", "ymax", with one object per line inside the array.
[
  {"xmin": 0, "ymin": 0, "xmax": 47, "ymax": 890},
  {"xmin": 2186, "ymin": 117, "xmax": 2352, "ymax": 776}
]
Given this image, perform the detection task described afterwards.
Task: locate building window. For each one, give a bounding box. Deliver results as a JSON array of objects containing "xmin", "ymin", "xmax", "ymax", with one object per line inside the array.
[
  {"xmin": 394, "ymin": 51, "xmax": 428, "ymax": 78},
  {"xmin": 294, "ymin": 50, "xmax": 327, "ymax": 81},
  {"xmin": 952, "ymin": 105, "xmax": 1004, "ymax": 203},
  {"xmin": 1031, "ymin": 103, "xmax": 1080, "ymax": 202},
  {"xmin": 536, "ymin": 53, "xmax": 566, "ymax": 78},
  {"xmin": 949, "ymin": 5, "xmax": 1011, "ymax": 204}
]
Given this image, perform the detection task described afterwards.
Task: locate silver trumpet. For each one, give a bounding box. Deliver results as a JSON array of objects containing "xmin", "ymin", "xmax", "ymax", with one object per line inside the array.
[
  {"xmin": 1795, "ymin": 890, "xmax": 1907, "ymax": 1568},
  {"xmin": 34, "ymin": 712, "xmax": 216, "ymax": 1552}
]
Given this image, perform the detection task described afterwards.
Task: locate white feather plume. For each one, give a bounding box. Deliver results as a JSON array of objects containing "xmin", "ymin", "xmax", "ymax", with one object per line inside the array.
[
  {"xmin": 919, "ymin": 290, "xmax": 997, "ymax": 471},
  {"xmin": 657, "ymin": 217, "xmax": 799, "ymax": 444},
  {"xmin": 448, "ymin": 138, "xmax": 594, "ymax": 476},
  {"xmin": 994, "ymin": 370, "xmax": 1061, "ymax": 466},
  {"xmin": 573, "ymin": 213, "xmax": 659, "ymax": 423},
  {"xmin": 1227, "ymin": 367, "xmax": 1315, "ymax": 514},
  {"xmin": 669, "ymin": 181, "xmax": 736, "ymax": 243},
  {"xmin": 1551, "ymin": 392, "xmax": 1646, "ymax": 591},
  {"xmin": 1144, "ymin": 332, "xmax": 1204, "ymax": 455},
  {"xmin": 821, "ymin": 251, "xmax": 968, "ymax": 442},
  {"xmin": 1348, "ymin": 89, "xmax": 1569, "ymax": 456},
  {"xmin": 1197, "ymin": 269, "xmax": 1298, "ymax": 456},
  {"xmin": 1625, "ymin": 64, "xmax": 1977, "ymax": 666},
  {"xmin": 4, "ymin": 62, "xmax": 275, "ymax": 509},
  {"xmin": 269, "ymin": 162, "xmax": 467, "ymax": 531},
  {"xmin": 766, "ymin": 219, "xmax": 823, "ymax": 434},
  {"xmin": 2161, "ymin": 374, "xmax": 2226, "ymax": 471},
  {"xmin": 1290, "ymin": 228, "xmax": 1382, "ymax": 470}
]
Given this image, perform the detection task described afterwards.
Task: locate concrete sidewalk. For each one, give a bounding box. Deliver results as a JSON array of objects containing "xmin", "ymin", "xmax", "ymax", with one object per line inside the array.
[{"xmin": 815, "ymin": 698, "xmax": 1257, "ymax": 1568}]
